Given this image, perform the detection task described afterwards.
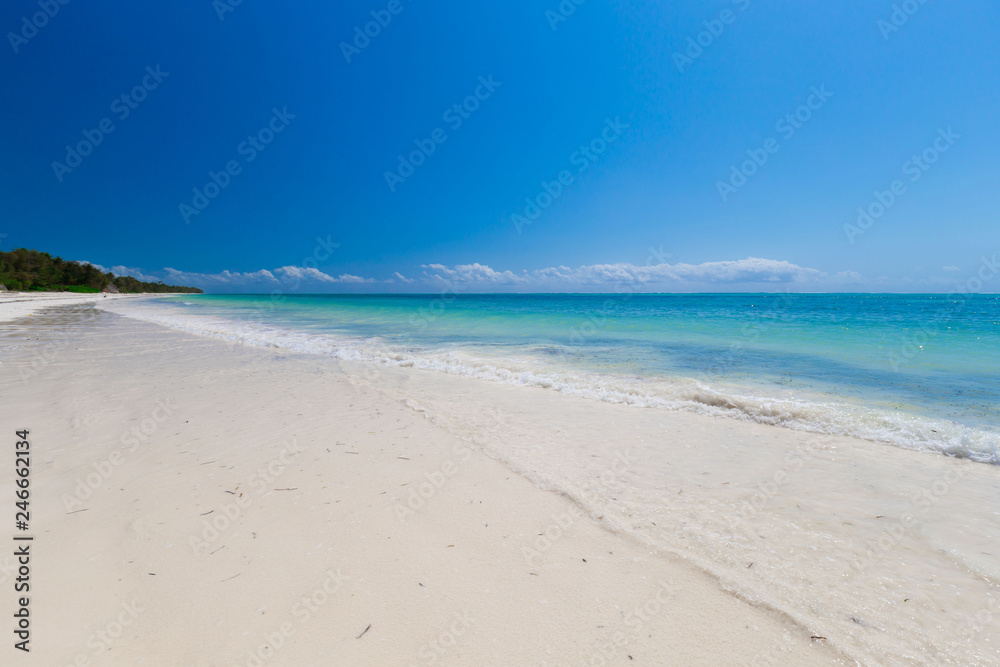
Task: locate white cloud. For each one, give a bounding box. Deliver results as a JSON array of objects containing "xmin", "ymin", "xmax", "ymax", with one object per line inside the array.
[
  {"xmin": 79, "ymin": 260, "xmax": 108, "ymax": 272},
  {"xmin": 332, "ymin": 274, "xmax": 376, "ymax": 284},
  {"xmin": 274, "ymin": 265, "xmax": 337, "ymax": 283},
  {"xmin": 942, "ymin": 265, "xmax": 960, "ymax": 272},
  {"xmin": 163, "ymin": 268, "xmax": 281, "ymax": 286},
  {"xmin": 833, "ymin": 270, "xmax": 864, "ymax": 283},
  {"xmin": 79, "ymin": 260, "xmax": 386, "ymax": 291},
  {"xmin": 421, "ymin": 262, "xmax": 527, "ymax": 284},
  {"xmin": 418, "ymin": 257, "xmax": 839, "ymax": 290},
  {"xmin": 149, "ymin": 266, "xmax": 382, "ymax": 290},
  {"xmin": 76, "ymin": 257, "xmax": 870, "ymax": 293},
  {"xmin": 79, "ymin": 261, "xmax": 158, "ymax": 282}
]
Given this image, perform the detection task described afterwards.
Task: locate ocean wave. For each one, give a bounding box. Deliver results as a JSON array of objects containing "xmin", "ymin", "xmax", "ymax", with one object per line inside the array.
[{"xmin": 97, "ymin": 299, "xmax": 1000, "ymax": 465}]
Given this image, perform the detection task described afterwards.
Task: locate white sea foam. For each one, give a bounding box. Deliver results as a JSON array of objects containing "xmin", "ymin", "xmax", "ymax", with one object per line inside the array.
[{"xmin": 97, "ymin": 298, "xmax": 1000, "ymax": 465}]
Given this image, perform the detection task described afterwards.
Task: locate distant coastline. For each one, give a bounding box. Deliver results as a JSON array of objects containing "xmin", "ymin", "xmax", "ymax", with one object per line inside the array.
[{"xmin": 0, "ymin": 248, "xmax": 202, "ymax": 294}]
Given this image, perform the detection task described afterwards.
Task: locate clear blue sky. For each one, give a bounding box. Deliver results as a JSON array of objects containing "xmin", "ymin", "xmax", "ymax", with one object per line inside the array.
[{"xmin": 2, "ymin": 0, "xmax": 998, "ymax": 292}]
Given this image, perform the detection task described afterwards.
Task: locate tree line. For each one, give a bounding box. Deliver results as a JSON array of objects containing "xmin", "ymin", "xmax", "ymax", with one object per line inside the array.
[{"xmin": 0, "ymin": 248, "xmax": 203, "ymax": 294}]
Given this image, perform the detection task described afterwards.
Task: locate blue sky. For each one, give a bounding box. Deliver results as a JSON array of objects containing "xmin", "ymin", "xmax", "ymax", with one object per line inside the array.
[{"xmin": 2, "ymin": 0, "xmax": 998, "ymax": 293}]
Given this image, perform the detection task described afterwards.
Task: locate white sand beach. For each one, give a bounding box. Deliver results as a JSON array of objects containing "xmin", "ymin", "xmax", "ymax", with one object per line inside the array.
[
  {"xmin": 0, "ymin": 292, "xmax": 111, "ymax": 321},
  {"xmin": 1, "ymin": 296, "xmax": 998, "ymax": 665}
]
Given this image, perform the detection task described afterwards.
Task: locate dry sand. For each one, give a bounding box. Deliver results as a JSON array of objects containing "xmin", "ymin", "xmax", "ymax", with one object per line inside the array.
[
  {"xmin": 0, "ymin": 299, "xmax": 849, "ymax": 666},
  {"xmin": 5, "ymin": 295, "xmax": 1000, "ymax": 665},
  {"xmin": 0, "ymin": 292, "xmax": 159, "ymax": 324},
  {"xmin": 0, "ymin": 292, "xmax": 109, "ymax": 321}
]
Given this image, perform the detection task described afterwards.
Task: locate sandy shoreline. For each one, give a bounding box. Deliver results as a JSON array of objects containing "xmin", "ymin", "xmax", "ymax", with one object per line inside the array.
[
  {"xmin": 1, "ymin": 295, "xmax": 998, "ymax": 664},
  {"xmin": 0, "ymin": 292, "xmax": 159, "ymax": 324},
  {"xmin": 0, "ymin": 297, "xmax": 849, "ymax": 666}
]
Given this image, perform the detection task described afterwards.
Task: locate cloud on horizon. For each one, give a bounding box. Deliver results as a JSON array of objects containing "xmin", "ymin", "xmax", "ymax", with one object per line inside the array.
[
  {"xmin": 81, "ymin": 262, "xmax": 159, "ymax": 282},
  {"xmin": 160, "ymin": 266, "xmax": 378, "ymax": 289},
  {"xmin": 82, "ymin": 261, "xmax": 377, "ymax": 291},
  {"xmin": 418, "ymin": 257, "xmax": 865, "ymax": 291},
  {"xmin": 79, "ymin": 257, "xmax": 874, "ymax": 293}
]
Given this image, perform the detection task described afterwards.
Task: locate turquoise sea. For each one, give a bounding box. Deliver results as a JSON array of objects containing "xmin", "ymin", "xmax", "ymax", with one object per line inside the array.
[{"xmin": 108, "ymin": 293, "xmax": 1000, "ymax": 463}]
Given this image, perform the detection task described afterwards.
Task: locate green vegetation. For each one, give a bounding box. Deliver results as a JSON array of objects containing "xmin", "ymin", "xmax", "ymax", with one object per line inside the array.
[
  {"xmin": 29, "ymin": 285, "xmax": 102, "ymax": 293},
  {"xmin": 0, "ymin": 248, "xmax": 203, "ymax": 294}
]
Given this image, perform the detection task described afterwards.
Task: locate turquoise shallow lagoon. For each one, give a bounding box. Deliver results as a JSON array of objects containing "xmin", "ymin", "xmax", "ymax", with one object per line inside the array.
[{"xmin": 108, "ymin": 293, "xmax": 1000, "ymax": 463}]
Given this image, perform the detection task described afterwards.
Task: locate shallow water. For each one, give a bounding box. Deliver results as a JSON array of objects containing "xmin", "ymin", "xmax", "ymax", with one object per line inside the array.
[{"xmin": 100, "ymin": 293, "xmax": 1000, "ymax": 464}]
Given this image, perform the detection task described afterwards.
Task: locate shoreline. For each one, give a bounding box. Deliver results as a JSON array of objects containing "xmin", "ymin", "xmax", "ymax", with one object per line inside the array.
[
  {"xmin": 0, "ymin": 291, "xmax": 172, "ymax": 324},
  {"xmin": 0, "ymin": 299, "xmax": 849, "ymax": 665},
  {"xmin": 2, "ymin": 295, "xmax": 998, "ymax": 664},
  {"xmin": 94, "ymin": 293, "xmax": 1000, "ymax": 467}
]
